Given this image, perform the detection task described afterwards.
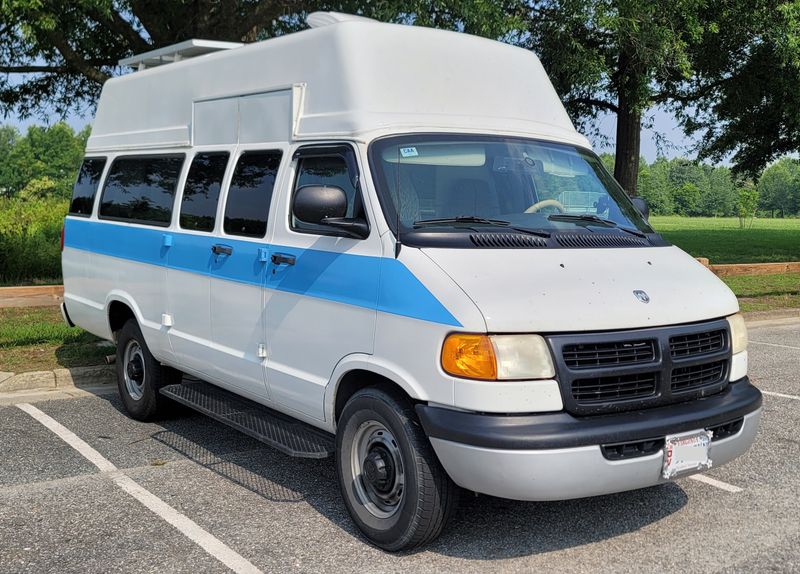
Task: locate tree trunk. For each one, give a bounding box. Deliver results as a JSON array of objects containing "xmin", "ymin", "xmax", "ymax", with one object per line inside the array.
[{"xmin": 614, "ymin": 97, "xmax": 642, "ymax": 196}]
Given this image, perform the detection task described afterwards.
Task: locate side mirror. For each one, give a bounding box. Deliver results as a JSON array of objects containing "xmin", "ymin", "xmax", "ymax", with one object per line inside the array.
[
  {"xmin": 294, "ymin": 185, "xmax": 348, "ymax": 223},
  {"xmin": 632, "ymin": 196, "xmax": 649, "ymax": 221},
  {"xmin": 292, "ymin": 185, "xmax": 369, "ymax": 239}
]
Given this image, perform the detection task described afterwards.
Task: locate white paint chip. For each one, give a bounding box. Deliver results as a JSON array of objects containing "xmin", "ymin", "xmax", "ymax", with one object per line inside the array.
[
  {"xmin": 17, "ymin": 403, "xmax": 263, "ymax": 574},
  {"xmin": 688, "ymin": 473, "xmax": 743, "ymax": 493}
]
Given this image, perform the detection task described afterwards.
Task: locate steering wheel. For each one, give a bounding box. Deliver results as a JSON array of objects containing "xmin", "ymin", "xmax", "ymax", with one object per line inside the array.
[{"xmin": 525, "ymin": 199, "xmax": 566, "ymax": 214}]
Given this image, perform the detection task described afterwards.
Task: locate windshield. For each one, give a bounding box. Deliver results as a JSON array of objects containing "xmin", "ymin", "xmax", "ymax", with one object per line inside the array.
[{"xmin": 369, "ymin": 135, "xmax": 654, "ymax": 239}]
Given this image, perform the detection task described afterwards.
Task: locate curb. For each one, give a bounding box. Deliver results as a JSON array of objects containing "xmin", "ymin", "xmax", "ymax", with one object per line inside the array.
[{"xmin": 0, "ymin": 365, "xmax": 116, "ymax": 394}]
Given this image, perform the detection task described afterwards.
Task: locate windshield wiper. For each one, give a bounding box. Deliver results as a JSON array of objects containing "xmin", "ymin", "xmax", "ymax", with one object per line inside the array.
[
  {"xmin": 412, "ymin": 216, "xmax": 550, "ymax": 238},
  {"xmin": 547, "ymin": 213, "xmax": 647, "ymax": 238}
]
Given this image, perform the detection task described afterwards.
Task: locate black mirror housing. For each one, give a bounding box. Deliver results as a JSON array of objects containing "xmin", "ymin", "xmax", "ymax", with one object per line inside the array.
[
  {"xmin": 293, "ymin": 185, "xmax": 348, "ymax": 224},
  {"xmin": 292, "ymin": 184, "xmax": 369, "ymax": 239},
  {"xmin": 632, "ymin": 196, "xmax": 649, "ymax": 220}
]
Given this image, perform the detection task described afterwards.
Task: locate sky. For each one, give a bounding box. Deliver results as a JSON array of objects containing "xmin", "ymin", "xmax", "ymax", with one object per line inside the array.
[{"xmin": 6, "ymin": 97, "xmax": 700, "ymax": 164}]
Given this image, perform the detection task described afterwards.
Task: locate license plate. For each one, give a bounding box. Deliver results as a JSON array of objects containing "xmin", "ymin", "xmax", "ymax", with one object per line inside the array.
[{"xmin": 662, "ymin": 430, "xmax": 713, "ymax": 479}]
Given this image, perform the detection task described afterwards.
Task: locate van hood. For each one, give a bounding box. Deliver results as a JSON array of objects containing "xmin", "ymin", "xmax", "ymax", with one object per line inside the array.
[{"xmin": 421, "ymin": 245, "xmax": 738, "ymax": 332}]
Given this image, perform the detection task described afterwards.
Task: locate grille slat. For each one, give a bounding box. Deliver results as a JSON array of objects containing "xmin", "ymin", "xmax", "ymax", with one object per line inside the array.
[
  {"xmin": 669, "ymin": 330, "xmax": 725, "ymax": 358},
  {"xmin": 572, "ymin": 373, "xmax": 657, "ymax": 403},
  {"xmin": 671, "ymin": 360, "xmax": 726, "ymax": 392},
  {"xmin": 563, "ymin": 340, "xmax": 656, "ymax": 369}
]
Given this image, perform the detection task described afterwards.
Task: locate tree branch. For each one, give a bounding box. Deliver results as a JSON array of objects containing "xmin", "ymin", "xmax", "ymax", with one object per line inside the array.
[
  {"xmin": 87, "ymin": 7, "xmax": 151, "ymax": 54},
  {"xmin": 42, "ymin": 30, "xmax": 111, "ymax": 84},
  {"xmin": 565, "ymin": 97, "xmax": 619, "ymax": 114},
  {"xmin": 0, "ymin": 65, "xmax": 69, "ymax": 73}
]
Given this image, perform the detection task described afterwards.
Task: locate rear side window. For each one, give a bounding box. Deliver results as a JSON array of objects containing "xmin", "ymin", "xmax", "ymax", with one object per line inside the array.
[
  {"xmin": 223, "ymin": 151, "xmax": 282, "ymax": 237},
  {"xmin": 99, "ymin": 155, "xmax": 184, "ymax": 227},
  {"xmin": 179, "ymin": 152, "xmax": 229, "ymax": 232},
  {"xmin": 69, "ymin": 158, "xmax": 106, "ymax": 217}
]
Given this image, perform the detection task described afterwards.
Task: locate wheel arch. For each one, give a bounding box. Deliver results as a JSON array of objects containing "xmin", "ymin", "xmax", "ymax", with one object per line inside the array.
[{"xmin": 325, "ymin": 355, "xmax": 430, "ymax": 429}]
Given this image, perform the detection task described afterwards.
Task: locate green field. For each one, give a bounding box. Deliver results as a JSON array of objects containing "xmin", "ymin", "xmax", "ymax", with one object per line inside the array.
[{"xmin": 650, "ymin": 216, "xmax": 800, "ymax": 264}]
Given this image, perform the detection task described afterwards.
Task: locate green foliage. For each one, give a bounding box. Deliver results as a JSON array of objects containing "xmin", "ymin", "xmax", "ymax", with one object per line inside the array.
[
  {"xmin": 0, "ymin": 122, "xmax": 86, "ymax": 198},
  {"xmin": 758, "ymin": 158, "xmax": 800, "ymax": 217},
  {"xmin": 677, "ymin": 0, "xmax": 800, "ymax": 175},
  {"xmin": 736, "ymin": 184, "xmax": 760, "ymax": 229},
  {"xmin": 0, "ymin": 196, "xmax": 68, "ymax": 284}
]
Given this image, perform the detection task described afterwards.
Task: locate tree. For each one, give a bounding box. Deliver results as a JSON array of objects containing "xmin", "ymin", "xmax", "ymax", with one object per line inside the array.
[
  {"xmin": 736, "ymin": 184, "xmax": 759, "ymax": 229},
  {"xmin": 675, "ymin": 0, "xmax": 800, "ymax": 176},
  {"xmin": 525, "ymin": 0, "xmax": 800, "ymax": 194},
  {"xmin": 758, "ymin": 158, "xmax": 800, "ymax": 217},
  {"xmin": 0, "ymin": 122, "xmax": 86, "ymax": 198}
]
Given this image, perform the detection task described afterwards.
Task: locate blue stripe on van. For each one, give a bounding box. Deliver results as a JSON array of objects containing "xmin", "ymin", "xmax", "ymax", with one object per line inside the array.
[{"xmin": 64, "ymin": 218, "xmax": 461, "ymax": 327}]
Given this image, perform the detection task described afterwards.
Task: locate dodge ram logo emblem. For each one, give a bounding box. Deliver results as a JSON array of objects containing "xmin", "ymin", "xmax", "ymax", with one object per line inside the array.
[{"xmin": 633, "ymin": 290, "xmax": 650, "ymax": 304}]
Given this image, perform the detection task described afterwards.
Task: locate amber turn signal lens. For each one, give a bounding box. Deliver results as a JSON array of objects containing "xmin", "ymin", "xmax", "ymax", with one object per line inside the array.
[{"xmin": 441, "ymin": 334, "xmax": 497, "ymax": 380}]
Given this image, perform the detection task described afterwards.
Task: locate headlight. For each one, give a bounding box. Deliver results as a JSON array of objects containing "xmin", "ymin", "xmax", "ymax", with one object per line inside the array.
[
  {"xmin": 726, "ymin": 313, "xmax": 748, "ymax": 354},
  {"xmin": 441, "ymin": 333, "xmax": 556, "ymax": 380}
]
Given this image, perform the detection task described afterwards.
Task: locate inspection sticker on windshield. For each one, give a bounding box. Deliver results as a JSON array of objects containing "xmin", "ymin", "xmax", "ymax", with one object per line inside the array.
[
  {"xmin": 400, "ymin": 147, "xmax": 419, "ymax": 158},
  {"xmin": 662, "ymin": 430, "xmax": 713, "ymax": 479}
]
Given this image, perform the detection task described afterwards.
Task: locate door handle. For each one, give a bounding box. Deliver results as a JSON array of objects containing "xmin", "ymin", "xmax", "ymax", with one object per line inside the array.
[
  {"xmin": 211, "ymin": 244, "xmax": 233, "ymax": 256},
  {"xmin": 271, "ymin": 253, "xmax": 296, "ymax": 266}
]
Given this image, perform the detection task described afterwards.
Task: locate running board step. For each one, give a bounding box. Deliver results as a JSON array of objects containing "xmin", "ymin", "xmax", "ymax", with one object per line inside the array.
[{"xmin": 160, "ymin": 381, "xmax": 334, "ymax": 459}]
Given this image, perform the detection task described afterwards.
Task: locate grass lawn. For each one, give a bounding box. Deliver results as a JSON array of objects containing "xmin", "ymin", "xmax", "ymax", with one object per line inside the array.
[
  {"xmin": 650, "ymin": 216, "xmax": 800, "ymax": 264},
  {"xmin": 0, "ymin": 307, "xmax": 112, "ymax": 372},
  {"xmin": 722, "ymin": 272, "xmax": 800, "ymax": 313}
]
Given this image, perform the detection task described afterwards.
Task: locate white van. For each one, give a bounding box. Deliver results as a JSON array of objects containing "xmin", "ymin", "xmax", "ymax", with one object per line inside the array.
[{"xmin": 61, "ymin": 12, "xmax": 762, "ymax": 550}]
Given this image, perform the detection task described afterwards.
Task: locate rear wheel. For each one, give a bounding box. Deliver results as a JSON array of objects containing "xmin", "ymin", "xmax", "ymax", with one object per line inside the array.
[
  {"xmin": 115, "ymin": 319, "xmax": 181, "ymax": 421},
  {"xmin": 336, "ymin": 388, "xmax": 459, "ymax": 551}
]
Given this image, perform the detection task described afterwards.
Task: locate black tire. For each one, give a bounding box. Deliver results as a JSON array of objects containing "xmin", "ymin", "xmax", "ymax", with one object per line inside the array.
[
  {"xmin": 336, "ymin": 387, "xmax": 459, "ymax": 551},
  {"xmin": 115, "ymin": 318, "xmax": 181, "ymax": 421}
]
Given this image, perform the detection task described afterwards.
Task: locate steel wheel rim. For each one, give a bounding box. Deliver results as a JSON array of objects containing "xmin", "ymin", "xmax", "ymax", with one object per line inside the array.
[
  {"xmin": 350, "ymin": 420, "xmax": 405, "ymax": 519},
  {"xmin": 123, "ymin": 339, "xmax": 146, "ymax": 401}
]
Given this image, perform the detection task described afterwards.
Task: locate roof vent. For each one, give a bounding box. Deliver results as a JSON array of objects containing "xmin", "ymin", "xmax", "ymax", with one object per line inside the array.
[
  {"xmin": 119, "ymin": 39, "xmax": 243, "ymax": 71},
  {"xmin": 306, "ymin": 11, "xmax": 377, "ymax": 28}
]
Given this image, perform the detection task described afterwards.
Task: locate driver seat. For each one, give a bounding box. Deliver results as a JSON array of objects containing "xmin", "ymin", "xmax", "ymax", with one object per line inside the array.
[{"xmin": 438, "ymin": 178, "xmax": 500, "ymax": 218}]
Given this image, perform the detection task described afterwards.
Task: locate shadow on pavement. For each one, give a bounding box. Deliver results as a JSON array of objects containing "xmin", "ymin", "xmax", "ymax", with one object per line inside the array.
[{"xmin": 90, "ymin": 386, "xmax": 688, "ymax": 559}]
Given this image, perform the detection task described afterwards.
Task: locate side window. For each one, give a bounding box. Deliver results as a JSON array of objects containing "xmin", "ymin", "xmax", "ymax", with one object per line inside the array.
[
  {"xmin": 179, "ymin": 152, "xmax": 229, "ymax": 232},
  {"xmin": 223, "ymin": 150, "xmax": 282, "ymax": 238},
  {"xmin": 69, "ymin": 158, "xmax": 106, "ymax": 217},
  {"xmin": 99, "ymin": 155, "xmax": 184, "ymax": 226},
  {"xmin": 291, "ymin": 149, "xmax": 364, "ymax": 234}
]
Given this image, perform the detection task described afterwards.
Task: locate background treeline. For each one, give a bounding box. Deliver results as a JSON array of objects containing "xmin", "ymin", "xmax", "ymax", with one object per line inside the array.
[{"xmin": 599, "ymin": 154, "xmax": 800, "ymax": 218}]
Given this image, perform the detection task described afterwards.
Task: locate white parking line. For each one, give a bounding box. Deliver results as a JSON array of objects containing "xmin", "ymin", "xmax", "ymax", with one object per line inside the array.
[
  {"xmin": 761, "ymin": 390, "xmax": 800, "ymax": 401},
  {"xmin": 688, "ymin": 474, "xmax": 743, "ymax": 493},
  {"xmin": 16, "ymin": 403, "xmax": 262, "ymax": 574},
  {"xmin": 749, "ymin": 340, "xmax": 800, "ymax": 351}
]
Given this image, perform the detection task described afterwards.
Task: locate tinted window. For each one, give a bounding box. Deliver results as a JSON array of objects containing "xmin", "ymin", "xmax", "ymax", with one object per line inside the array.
[
  {"xmin": 179, "ymin": 152, "xmax": 229, "ymax": 232},
  {"xmin": 292, "ymin": 152, "xmax": 363, "ymax": 233},
  {"xmin": 223, "ymin": 151, "xmax": 282, "ymax": 237},
  {"xmin": 69, "ymin": 158, "xmax": 106, "ymax": 216},
  {"xmin": 99, "ymin": 155, "xmax": 184, "ymax": 226}
]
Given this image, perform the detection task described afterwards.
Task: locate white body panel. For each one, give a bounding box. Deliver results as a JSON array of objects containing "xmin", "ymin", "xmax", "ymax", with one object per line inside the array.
[{"xmin": 422, "ymin": 245, "xmax": 739, "ymax": 332}]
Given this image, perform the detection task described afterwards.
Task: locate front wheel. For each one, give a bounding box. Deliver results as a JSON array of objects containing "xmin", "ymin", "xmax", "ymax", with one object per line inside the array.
[{"xmin": 336, "ymin": 388, "xmax": 459, "ymax": 551}]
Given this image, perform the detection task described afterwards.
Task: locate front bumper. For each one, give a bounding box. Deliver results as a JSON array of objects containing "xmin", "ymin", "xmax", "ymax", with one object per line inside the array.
[{"xmin": 418, "ymin": 378, "xmax": 762, "ymax": 501}]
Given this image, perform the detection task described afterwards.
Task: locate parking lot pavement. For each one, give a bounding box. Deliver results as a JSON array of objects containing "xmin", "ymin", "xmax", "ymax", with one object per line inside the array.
[{"xmin": 0, "ymin": 322, "xmax": 798, "ymax": 574}]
